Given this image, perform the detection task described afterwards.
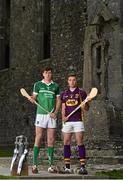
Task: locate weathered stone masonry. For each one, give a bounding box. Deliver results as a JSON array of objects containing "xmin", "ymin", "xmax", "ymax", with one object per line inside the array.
[
  {"xmin": 0, "ymin": 0, "xmax": 87, "ymax": 145},
  {"xmin": 84, "ymin": 0, "xmax": 123, "ymax": 148}
]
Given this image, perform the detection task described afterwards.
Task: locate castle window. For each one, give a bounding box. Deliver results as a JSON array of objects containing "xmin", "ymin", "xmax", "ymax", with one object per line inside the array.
[
  {"xmin": 0, "ymin": 0, "xmax": 10, "ymax": 70},
  {"xmin": 43, "ymin": 0, "xmax": 50, "ymax": 59},
  {"xmin": 39, "ymin": 0, "xmax": 50, "ymax": 60},
  {"xmin": 96, "ymin": 16, "xmax": 105, "ymax": 38},
  {"xmin": 92, "ymin": 43, "xmax": 103, "ymax": 94},
  {"xmin": 96, "ymin": 45, "xmax": 101, "ymax": 69},
  {"xmin": 96, "ymin": 45, "xmax": 102, "ymax": 93},
  {"xmin": 121, "ymin": 63, "xmax": 123, "ymax": 77}
]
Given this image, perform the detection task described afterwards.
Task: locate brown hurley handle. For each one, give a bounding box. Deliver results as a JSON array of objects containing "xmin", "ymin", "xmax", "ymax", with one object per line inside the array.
[
  {"xmin": 67, "ymin": 87, "xmax": 98, "ymax": 118},
  {"xmin": 20, "ymin": 88, "xmax": 50, "ymax": 114}
]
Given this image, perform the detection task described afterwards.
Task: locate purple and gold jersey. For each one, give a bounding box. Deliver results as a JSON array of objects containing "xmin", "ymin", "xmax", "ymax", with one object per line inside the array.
[{"xmin": 61, "ymin": 87, "xmax": 87, "ymax": 122}]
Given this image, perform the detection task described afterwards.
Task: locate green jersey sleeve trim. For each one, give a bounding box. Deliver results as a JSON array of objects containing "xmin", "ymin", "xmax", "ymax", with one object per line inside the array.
[
  {"xmin": 33, "ymin": 81, "xmax": 42, "ymax": 94},
  {"xmin": 33, "ymin": 92, "xmax": 38, "ymax": 95},
  {"xmin": 33, "ymin": 83, "xmax": 38, "ymax": 94}
]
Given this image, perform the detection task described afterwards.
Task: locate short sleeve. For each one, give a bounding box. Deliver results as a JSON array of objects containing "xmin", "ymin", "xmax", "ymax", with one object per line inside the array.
[
  {"xmin": 60, "ymin": 91, "xmax": 66, "ymax": 103},
  {"xmin": 33, "ymin": 83, "xmax": 39, "ymax": 95}
]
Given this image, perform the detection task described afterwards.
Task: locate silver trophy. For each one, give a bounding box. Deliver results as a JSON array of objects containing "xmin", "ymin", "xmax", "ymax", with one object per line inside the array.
[{"xmin": 10, "ymin": 135, "xmax": 28, "ymax": 176}]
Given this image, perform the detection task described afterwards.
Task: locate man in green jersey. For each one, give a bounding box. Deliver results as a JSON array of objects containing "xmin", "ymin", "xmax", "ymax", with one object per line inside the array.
[{"xmin": 30, "ymin": 67, "xmax": 61, "ymax": 173}]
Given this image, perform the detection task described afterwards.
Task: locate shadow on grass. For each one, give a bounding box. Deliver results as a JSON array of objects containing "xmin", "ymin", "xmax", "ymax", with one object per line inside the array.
[{"xmin": 96, "ymin": 169, "xmax": 123, "ymax": 179}]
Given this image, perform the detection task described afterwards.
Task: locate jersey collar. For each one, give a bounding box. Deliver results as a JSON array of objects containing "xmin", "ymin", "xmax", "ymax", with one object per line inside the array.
[
  {"xmin": 41, "ymin": 79, "xmax": 54, "ymax": 86},
  {"xmin": 68, "ymin": 86, "xmax": 79, "ymax": 93}
]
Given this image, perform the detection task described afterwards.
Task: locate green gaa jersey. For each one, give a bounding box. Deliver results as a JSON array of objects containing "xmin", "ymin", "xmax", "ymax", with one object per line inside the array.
[{"xmin": 33, "ymin": 80, "xmax": 60, "ymax": 114}]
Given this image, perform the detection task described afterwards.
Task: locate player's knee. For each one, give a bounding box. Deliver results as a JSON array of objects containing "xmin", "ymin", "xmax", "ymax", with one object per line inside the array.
[
  {"xmin": 64, "ymin": 139, "xmax": 71, "ymax": 145},
  {"xmin": 76, "ymin": 139, "xmax": 83, "ymax": 145},
  {"xmin": 48, "ymin": 137, "xmax": 55, "ymax": 145}
]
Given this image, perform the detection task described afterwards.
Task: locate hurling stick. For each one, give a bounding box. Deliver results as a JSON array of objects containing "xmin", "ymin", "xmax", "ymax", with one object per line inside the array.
[
  {"xmin": 67, "ymin": 87, "xmax": 98, "ymax": 118},
  {"xmin": 20, "ymin": 88, "xmax": 50, "ymax": 114}
]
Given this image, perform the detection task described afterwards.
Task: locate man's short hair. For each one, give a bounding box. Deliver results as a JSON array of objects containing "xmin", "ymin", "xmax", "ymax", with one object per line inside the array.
[
  {"xmin": 42, "ymin": 67, "xmax": 52, "ymax": 73},
  {"xmin": 67, "ymin": 72, "xmax": 77, "ymax": 78}
]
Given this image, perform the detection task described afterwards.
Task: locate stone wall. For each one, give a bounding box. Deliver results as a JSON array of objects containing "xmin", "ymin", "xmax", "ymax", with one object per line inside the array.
[
  {"xmin": 0, "ymin": 0, "xmax": 87, "ymax": 145},
  {"xmin": 83, "ymin": 0, "xmax": 123, "ymax": 148},
  {"xmin": 50, "ymin": 0, "xmax": 87, "ymax": 89}
]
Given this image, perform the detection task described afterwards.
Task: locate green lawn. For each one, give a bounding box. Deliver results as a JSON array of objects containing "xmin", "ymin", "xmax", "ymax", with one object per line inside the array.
[
  {"xmin": 0, "ymin": 147, "xmax": 13, "ymax": 157},
  {"xmin": 96, "ymin": 169, "xmax": 123, "ymax": 179},
  {"xmin": 0, "ymin": 175, "xmax": 18, "ymax": 179}
]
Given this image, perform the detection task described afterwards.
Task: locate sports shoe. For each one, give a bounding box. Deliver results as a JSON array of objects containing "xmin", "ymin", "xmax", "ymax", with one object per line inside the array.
[
  {"xmin": 32, "ymin": 165, "xmax": 38, "ymax": 174},
  {"xmin": 77, "ymin": 166, "xmax": 88, "ymax": 175},
  {"xmin": 64, "ymin": 167, "xmax": 72, "ymax": 173},
  {"xmin": 48, "ymin": 166, "xmax": 58, "ymax": 173}
]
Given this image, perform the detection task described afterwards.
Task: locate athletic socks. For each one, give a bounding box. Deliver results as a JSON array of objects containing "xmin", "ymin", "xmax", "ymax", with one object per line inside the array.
[
  {"xmin": 33, "ymin": 145, "xmax": 86, "ymax": 168},
  {"xmin": 33, "ymin": 146, "xmax": 40, "ymax": 166},
  {"xmin": 47, "ymin": 146, "xmax": 54, "ymax": 166},
  {"xmin": 64, "ymin": 145, "xmax": 71, "ymax": 169},
  {"xmin": 78, "ymin": 144, "xmax": 86, "ymax": 167},
  {"xmin": 33, "ymin": 146, "xmax": 54, "ymax": 166}
]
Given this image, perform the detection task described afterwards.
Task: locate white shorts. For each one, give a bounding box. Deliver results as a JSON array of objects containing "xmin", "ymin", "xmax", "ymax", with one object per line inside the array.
[
  {"xmin": 35, "ymin": 114, "xmax": 57, "ymax": 128},
  {"xmin": 62, "ymin": 121, "xmax": 85, "ymax": 133}
]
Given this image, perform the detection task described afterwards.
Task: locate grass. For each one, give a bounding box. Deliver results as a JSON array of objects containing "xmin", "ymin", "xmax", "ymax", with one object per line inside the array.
[
  {"xmin": 96, "ymin": 169, "xmax": 123, "ymax": 179},
  {"xmin": 0, "ymin": 175, "xmax": 18, "ymax": 179},
  {"xmin": 0, "ymin": 147, "xmax": 13, "ymax": 157}
]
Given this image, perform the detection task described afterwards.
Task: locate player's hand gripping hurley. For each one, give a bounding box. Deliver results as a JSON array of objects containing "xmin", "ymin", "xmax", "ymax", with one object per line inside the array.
[
  {"xmin": 20, "ymin": 88, "xmax": 50, "ymax": 114},
  {"xmin": 67, "ymin": 87, "xmax": 98, "ymax": 118}
]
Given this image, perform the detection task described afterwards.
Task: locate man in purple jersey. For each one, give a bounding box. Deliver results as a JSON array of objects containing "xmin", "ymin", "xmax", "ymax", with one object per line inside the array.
[{"xmin": 61, "ymin": 73, "xmax": 89, "ymax": 174}]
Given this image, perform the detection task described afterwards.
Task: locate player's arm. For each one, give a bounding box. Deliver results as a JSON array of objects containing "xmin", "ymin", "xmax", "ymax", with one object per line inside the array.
[
  {"xmin": 28, "ymin": 94, "xmax": 37, "ymax": 103},
  {"xmin": 84, "ymin": 92, "xmax": 90, "ymax": 111},
  {"xmin": 84, "ymin": 102, "xmax": 89, "ymax": 111},
  {"xmin": 50, "ymin": 95, "xmax": 61, "ymax": 119},
  {"xmin": 62, "ymin": 103, "xmax": 68, "ymax": 122},
  {"xmin": 54, "ymin": 95, "xmax": 61, "ymax": 115},
  {"xmin": 81, "ymin": 91, "xmax": 90, "ymax": 111},
  {"xmin": 50, "ymin": 85, "xmax": 61, "ymax": 119},
  {"xmin": 30, "ymin": 94, "xmax": 37, "ymax": 103},
  {"xmin": 29, "ymin": 83, "xmax": 38, "ymax": 103}
]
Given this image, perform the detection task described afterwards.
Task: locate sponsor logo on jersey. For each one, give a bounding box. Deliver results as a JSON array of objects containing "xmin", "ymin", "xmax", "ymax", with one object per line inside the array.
[
  {"xmin": 66, "ymin": 99, "xmax": 78, "ymax": 106},
  {"xmin": 44, "ymin": 93, "xmax": 53, "ymax": 98}
]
